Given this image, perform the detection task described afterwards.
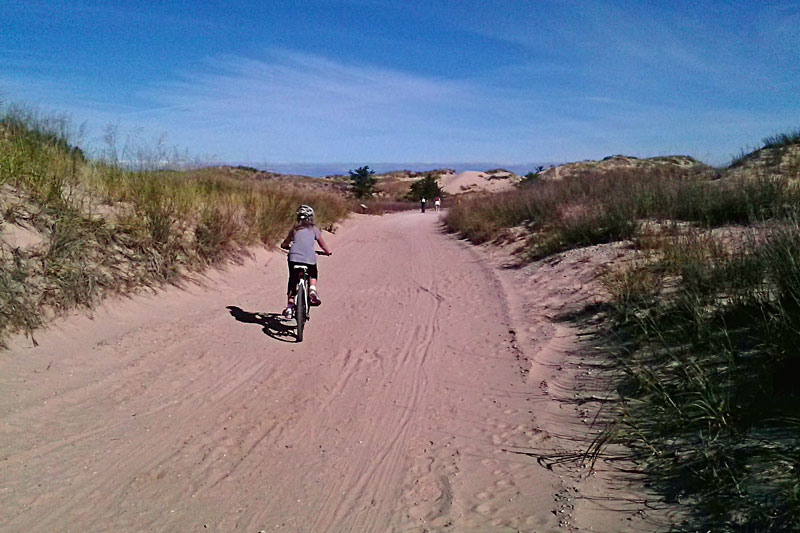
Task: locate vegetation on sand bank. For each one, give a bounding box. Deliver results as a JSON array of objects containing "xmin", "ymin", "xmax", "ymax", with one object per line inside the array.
[
  {"xmin": 445, "ymin": 164, "xmax": 800, "ymax": 255},
  {"xmin": 446, "ymin": 131, "xmax": 800, "ymax": 530},
  {"xmin": 0, "ymin": 104, "xmax": 349, "ymax": 345},
  {"xmin": 594, "ymin": 221, "xmax": 800, "ymax": 531}
]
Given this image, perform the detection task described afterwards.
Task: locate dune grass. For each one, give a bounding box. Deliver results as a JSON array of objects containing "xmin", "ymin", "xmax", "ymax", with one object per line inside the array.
[
  {"xmin": 444, "ymin": 164, "xmax": 800, "ymax": 256},
  {"xmin": 446, "ymin": 137, "xmax": 800, "ymax": 529},
  {"xmin": 0, "ymin": 104, "xmax": 350, "ymax": 345},
  {"xmin": 729, "ymin": 127, "xmax": 800, "ymax": 169},
  {"xmin": 762, "ymin": 128, "xmax": 800, "ymax": 150},
  {"xmin": 596, "ymin": 221, "xmax": 800, "ymax": 531}
]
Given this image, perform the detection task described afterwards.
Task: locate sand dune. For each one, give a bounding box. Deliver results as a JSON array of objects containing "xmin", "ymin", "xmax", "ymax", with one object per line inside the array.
[{"xmin": 439, "ymin": 170, "xmax": 520, "ymax": 195}]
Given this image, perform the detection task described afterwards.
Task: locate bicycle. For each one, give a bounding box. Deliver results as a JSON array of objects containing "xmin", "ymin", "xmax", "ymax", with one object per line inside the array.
[{"xmin": 291, "ymin": 251, "xmax": 327, "ymax": 343}]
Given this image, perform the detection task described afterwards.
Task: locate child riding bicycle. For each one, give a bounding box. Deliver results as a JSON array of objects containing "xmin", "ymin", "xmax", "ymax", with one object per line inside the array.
[{"xmin": 280, "ymin": 205, "xmax": 332, "ymax": 319}]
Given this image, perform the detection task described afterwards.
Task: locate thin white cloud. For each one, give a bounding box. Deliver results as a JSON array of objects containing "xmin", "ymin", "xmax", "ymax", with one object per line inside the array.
[
  {"xmin": 147, "ymin": 50, "xmax": 470, "ymax": 119},
  {"xmin": 136, "ymin": 50, "xmax": 488, "ymax": 160},
  {"xmin": 4, "ymin": 36, "xmax": 796, "ymax": 166}
]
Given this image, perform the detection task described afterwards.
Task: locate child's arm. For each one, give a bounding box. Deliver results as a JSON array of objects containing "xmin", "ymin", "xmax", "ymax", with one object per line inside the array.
[
  {"xmin": 317, "ymin": 234, "xmax": 332, "ymax": 255},
  {"xmin": 280, "ymin": 227, "xmax": 296, "ymax": 249}
]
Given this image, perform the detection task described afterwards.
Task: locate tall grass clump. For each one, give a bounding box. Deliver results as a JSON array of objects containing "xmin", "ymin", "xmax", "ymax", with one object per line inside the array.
[
  {"xmin": 444, "ymin": 167, "xmax": 673, "ymax": 254},
  {"xmin": 0, "ymin": 104, "xmax": 85, "ymax": 205},
  {"xmin": 762, "ymin": 128, "xmax": 800, "ymax": 150},
  {"xmin": 729, "ymin": 127, "xmax": 800, "ymax": 169},
  {"xmin": 445, "ymin": 164, "xmax": 800, "ymax": 257},
  {"xmin": 667, "ymin": 175, "xmax": 800, "ymax": 225},
  {"xmin": 596, "ymin": 222, "xmax": 800, "ymax": 530},
  {"xmin": 0, "ymin": 104, "xmax": 350, "ymax": 345}
]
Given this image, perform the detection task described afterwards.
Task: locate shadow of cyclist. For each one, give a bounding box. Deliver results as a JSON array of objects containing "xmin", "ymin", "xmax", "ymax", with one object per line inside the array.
[{"xmin": 226, "ymin": 306, "xmax": 297, "ymax": 343}]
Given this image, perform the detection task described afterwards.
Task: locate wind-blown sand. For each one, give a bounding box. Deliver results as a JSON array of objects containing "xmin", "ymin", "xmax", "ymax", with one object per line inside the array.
[
  {"xmin": 439, "ymin": 170, "xmax": 519, "ymax": 195},
  {"xmin": 0, "ymin": 211, "xmax": 665, "ymax": 531}
]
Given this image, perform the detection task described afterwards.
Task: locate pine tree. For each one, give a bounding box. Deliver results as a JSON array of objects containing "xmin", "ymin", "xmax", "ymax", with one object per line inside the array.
[
  {"xmin": 407, "ymin": 173, "xmax": 443, "ymax": 201},
  {"xmin": 349, "ymin": 166, "xmax": 377, "ymax": 198}
]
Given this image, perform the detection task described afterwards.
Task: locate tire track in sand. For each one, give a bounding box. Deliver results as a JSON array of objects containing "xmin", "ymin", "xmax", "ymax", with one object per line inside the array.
[
  {"xmin": 1, "ymin": 211, "xmax": 566, "ymax": 532},
  {"xmin": 309, "ymin": 218, "xmax": 444, "ymax": 532}
]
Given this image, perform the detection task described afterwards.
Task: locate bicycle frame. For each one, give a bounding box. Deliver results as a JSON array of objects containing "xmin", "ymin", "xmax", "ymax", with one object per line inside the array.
[
  {"xmin": 293, "ymin": 265, "xmax": 311, "ymax": 342},
  {"xmin": 284, "ymin": 250, "xmax": 326, "ymax": 343}
]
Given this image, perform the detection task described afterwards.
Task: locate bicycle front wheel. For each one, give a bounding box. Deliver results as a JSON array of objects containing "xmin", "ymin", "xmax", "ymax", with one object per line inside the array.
[{"xmin": 295, "ymin": 282, "xmax": 306, "ymax": 342}]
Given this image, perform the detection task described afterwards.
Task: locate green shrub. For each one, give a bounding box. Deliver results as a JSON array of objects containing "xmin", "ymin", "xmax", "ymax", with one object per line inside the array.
[
  {"xmin": 407, "ymin": 173, "xmax": 443, "ymax": 201},
  {"xmin": 349, "ymin": 165, "xmax": 377, "ymax": 198}
]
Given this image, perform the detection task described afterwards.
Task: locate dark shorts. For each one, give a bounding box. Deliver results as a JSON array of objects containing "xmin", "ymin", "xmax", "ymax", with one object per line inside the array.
[{"xmin": 287, "ymin": 261, "xmax": 318, "ymax": 295}]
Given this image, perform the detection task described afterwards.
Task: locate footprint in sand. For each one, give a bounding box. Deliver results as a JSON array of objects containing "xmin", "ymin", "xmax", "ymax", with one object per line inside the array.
[
  {"xmin": 475, "ymin": 502, "xmax": 496, "ymax": 515},
  {"xmin": 399, "ymin": 438, "xmax": 459, "ymax": 529}
]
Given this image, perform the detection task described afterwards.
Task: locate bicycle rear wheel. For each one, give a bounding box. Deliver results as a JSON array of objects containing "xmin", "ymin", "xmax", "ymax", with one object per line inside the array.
[{"xmin": 295, "ymin": 282, "xmax": 306, "ymax": 342}]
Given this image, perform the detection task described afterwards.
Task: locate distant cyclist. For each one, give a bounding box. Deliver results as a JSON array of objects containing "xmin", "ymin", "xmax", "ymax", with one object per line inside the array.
[{"xmin": 280, "ymin": 205, "xmax": 332, "ymax": 319}]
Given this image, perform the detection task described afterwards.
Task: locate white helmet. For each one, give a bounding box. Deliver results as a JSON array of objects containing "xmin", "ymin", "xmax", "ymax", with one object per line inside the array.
[{"xmin": 297, "ymin": 204, "xmax": 314, "ymax": 222}]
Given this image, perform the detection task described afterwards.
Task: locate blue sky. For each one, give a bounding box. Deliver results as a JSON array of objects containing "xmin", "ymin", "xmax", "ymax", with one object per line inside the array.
[{"xmin": 2, "ymin": 0, "xmax": 798, "ymax": 169}]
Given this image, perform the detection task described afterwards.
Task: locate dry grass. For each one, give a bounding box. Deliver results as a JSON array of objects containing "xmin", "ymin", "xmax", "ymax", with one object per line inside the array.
[
  {"xmin": 595, "ymin": 221, "xmax": 800, "ymax": 531},
  {"xmin": 447, "ymin": 131, "xmax": 800, "ymax": 530},
  {"xmin": 445, "ymin": 164, "xmax": 800, "ymax": 255},
  {"xmin": 0, "ymin": 104, "xmax": 350, "ymax": 345}
]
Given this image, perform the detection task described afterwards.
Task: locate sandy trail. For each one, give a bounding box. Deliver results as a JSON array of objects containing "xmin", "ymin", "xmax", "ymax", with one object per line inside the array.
[{"xmin": 1, "ymin": 211, "xmax": 648, "ymax": 532}]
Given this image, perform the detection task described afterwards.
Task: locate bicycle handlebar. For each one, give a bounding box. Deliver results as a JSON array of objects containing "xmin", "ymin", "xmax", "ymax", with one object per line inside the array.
[{"xmin": 279, "ymin": 249, "xmax": 331, "ymax": 255}]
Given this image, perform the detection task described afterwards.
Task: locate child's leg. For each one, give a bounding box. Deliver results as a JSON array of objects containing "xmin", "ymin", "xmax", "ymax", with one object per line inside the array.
[
  {"xmin": 309, "ymin": 277, "xmax": 321, "ymax": 305},
  {"xmin": 308, "ymin": 265, "xmax": 319, "ymax": 295},
  {"xmin": 286, "ymin": 262, "xmax": 300, "ymax": 309}
]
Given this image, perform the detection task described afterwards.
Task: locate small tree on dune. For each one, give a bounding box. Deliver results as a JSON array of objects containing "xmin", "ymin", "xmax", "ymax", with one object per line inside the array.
[
  {"xmin": 349, "ymin": 165, "xmax": 377, "ymax": 198},
  {"xmin": 407, "ymin": 173, "xmax": 444, "ymax": 201},
  {"xmin": 520, "ymin": 165, "xmax": 545, "ymax": 186}
]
